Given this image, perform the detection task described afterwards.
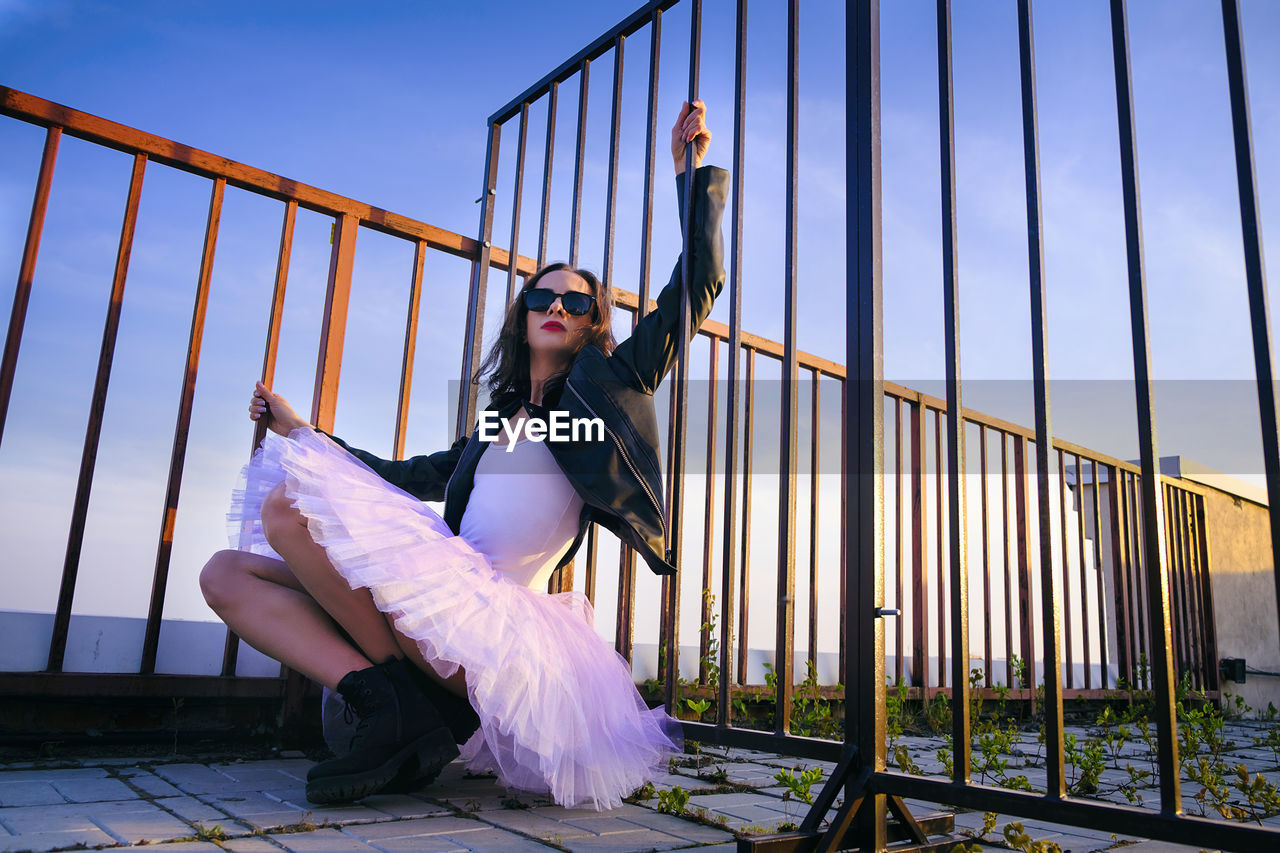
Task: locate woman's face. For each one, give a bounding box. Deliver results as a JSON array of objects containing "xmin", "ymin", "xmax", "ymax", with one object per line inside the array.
[{"xmin": 525, "ymin": 269, "xmax": 594, "ymax": 363}]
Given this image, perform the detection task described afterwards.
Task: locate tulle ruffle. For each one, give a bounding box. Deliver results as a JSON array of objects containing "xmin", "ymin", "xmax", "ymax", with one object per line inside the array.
[{"xmin": 228, "ymin": 428, "xmax": 681, "ymax": 810}]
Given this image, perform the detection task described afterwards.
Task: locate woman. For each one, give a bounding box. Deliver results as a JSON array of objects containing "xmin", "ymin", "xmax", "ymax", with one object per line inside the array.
[{"xmin": 201, "ymin": 100, "xmax": 725, "ymax": 810}]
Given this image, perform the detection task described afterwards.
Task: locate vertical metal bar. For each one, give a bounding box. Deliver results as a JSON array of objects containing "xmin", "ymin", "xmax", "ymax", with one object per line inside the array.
[
  {"xmin": 457, "ymin": 122, "xmax": 501, "ymax": 441},
  {"xmin": 894, "ymin": 396, "xmax": 904, "ymax": 686},
  {"xmin": 638, "ymin": 10, "xmax": 663, "ymax": 317},
  {"xmin": 568, "ymin": 61, "xmax": 590, "ymax": 269},
  {"xmin": 603, "ymin": 36, "xmax": 625, "ymax": 286},
  {"xmin": 47, "ymin": 152, "xmax": 147, "ymax": 672},
  {"xmin": 808, "ymin": 371, "xmax": 821, "ymax": 669},
  {"xmin": 841, "ymin": 381, "xmax": 849, "ymax": 687},
  {"xmin": 140, "ymin": 177, "xmax": 225, "ymax": 674},
  {"xmin": 394, "ymin": 241, "xmax": 426, "ymax": 461},
  {"xmin": 227, "ymin": 198, "xmax": 296, "ymax": 676},
  {"xmin": 0, "ymin": 125, "xmax": 60, "ymax": 446},
  {"xmin": 1016, "ymin": 0, "xmax": 1064, "ymax": 796},
  {"xmin": 1168, "ymin": 486, "xmax": 1190, "ymax": 679},
  {"xmin": 938, "ymin": 0, "xmax": 968, "ymax": 778},
  {"xmin": 910, "ymin": 398, "xmax": 927, "ymax": 687},
  {"xmin": 1128, "ymin": 473, "xmax": 1149, "ymax": 680},
  {"xmin": 981, "ymin": 426, "xmax": 993, "ymax": 686},
  {"xmin": 616, "ymin": 543, "xmax": 636, "ymax": 661},
  {"xmin": 701, "ymin": 342, "xmax": 719, "ymax": 685},
  {"xmin": 1092, "ymin": 458, "xmax": 1108, "ymax": 688},
  {"xmin": 506, "ymin": 103, "xmax": 529, "ymax": 305},
  {"xmin": 1002, "ymin": 433, "xmax": 1015, "ymax": 687},
  {"xmin": 934, "ymin": 409, "xmax": 946, "ymax": 690},
  {"xmin": 583, "ymin": 523, "xmax": 598, "ymax": 606},
  {"xmin": 1221, "ymin": 0, "xmax": 1280, "ymax": 634},
  {"xmin": 1184, "ymin": 492, "xmax": 1207, "ymax": 687},
  {"xmin": 846, "ymin": 0, "xmax": 886, "ymax": 844},
  {"xmin": 737, "ymin": 350, "xmax": 755, "ymax": 684},
  {"xmin": 717, "ymin": 0, "xmax": 746, "ymax": 728},
  {"xmin": 664, "ymin": 0, "xmax": 702, "ymax": 713},
  {"xmin": 768, "ymin": 0, "xmax": 798, "ymax": 727},
  {"xmin": 310, "ymin": 213, "xmax": 358, "ymax": 433},
  {"xmin": 1195, "ymin": 495, "xmax": 1220, "ymax": 692},
  {"xmin": 1076, "ymin": 453, "xmax": 1092, "ymax": 689},
  {"xmin": 537, "ymin": 83, "xmax": 558, "ymax": 270},
  {"xmin": 1013, "ymin": 436, "xmax": 1034, "ymax": 701},
  {"xmin": 1059, "ymin": 449, "xmax": 1073, "ymax": 689},
  {"xmin": 1112, "ymin": 0, "xmax": 1179, "ymax": 807},
  {"xmin": 1109, "ymin": 466, "xmax": 1133, "ymax": 684}
]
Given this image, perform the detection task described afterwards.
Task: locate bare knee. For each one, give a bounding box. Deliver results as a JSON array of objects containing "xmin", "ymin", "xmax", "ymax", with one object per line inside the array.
[
  {"xmin": 200, "ymin": 549, "xmax": 250, "ymax": 614},
  {"xmin": 261, "ymin": 483, "xmax": 302, "ymax": 546}
]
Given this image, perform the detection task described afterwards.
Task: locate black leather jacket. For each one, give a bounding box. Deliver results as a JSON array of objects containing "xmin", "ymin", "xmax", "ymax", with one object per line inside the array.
[{"xmin": 328, "ymin": 165, "xmax": 729, "ymax": 577}]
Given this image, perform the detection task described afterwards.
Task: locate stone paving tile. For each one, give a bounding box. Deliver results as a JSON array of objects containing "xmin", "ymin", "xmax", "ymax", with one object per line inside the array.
[
  {"xmin": 345, "ymin": 816, "xmax": 555, "ymax": 852},
  {"xmin": 617, "ymin": 806, "xmax": 736, "ymax": 843},
  {"xmin": 51, "ymin": 775, "xmax": 139, "ymax": 802},
  {"xmin": 269, "ymin": 827, "xmax": 382, "ymax": 852},
  {"xmin": 557, "ymin": 828, "xmax": 690, "ymax": 852},
  {"xmin": 155, "ymin": 794, "xmax": 232, "ymax": 822},
  {"xmin": 123, "ymin": 770, "xmax": 184, "ymax": 797},
  {"xmin": 0, "ymin": 781, "xmax": 64, "ymax": 807},
  {"xmin": 0, "ymin": 827, "xmax": 118, "ymax": 852},
  {"xmin": 357, "ymin": 792, "xmax": 454, "ymax": 819},
  {"xmin": 265, "ymin": 785, "xmax": 413, "ymax": 824},
  {"xmin": 109, "ymin": 843, "xmax": 224, "ymax": 852},
  {"xmin": 0, "ymin": 767, "xmax": 108, "ymax": 782}
]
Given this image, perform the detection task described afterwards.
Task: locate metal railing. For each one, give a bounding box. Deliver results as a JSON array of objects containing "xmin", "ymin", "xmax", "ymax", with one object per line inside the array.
[{"xmin": 468, "ymin": 0, "xmax": 1276, "ymax": 851}]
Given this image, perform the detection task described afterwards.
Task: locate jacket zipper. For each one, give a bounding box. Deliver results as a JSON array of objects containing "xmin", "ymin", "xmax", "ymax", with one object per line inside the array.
[{"xmin": 566, "ymin": 378, "xmax": 667, "ymax": 537}]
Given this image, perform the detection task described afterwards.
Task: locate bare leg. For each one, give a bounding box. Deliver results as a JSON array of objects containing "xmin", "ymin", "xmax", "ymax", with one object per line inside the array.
[
  {"xmin": 200, "ymin": 549, "xmax": 368, "ymax": 689},
  {"xmin": 260, "ymin": 483, "xmax": 468, "ymax": 697}
]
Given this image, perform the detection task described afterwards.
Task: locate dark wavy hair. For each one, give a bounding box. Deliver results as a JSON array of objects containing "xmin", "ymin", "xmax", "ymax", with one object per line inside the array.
[{"xmin": 474, "ymin": 263, "xmax": 617, "ymax": 408}]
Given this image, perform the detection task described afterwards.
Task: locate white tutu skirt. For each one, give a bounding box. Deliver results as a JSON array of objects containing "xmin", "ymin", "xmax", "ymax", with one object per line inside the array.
[{"xmin": 227, "ymin": 428, "xmax": 682, "ymax": 810}]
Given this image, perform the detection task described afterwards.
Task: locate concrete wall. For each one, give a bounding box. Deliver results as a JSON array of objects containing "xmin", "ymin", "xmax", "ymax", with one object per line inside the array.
[{"xmin": 1201, "ymin": 485, "xmax": 1280, "ymax": 715}]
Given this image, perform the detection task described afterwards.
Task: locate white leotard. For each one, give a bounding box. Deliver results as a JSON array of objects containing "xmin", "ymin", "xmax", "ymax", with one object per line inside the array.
[{"xmin": 458, "ymin": 435, "xmax": 585, "ymax": 591}]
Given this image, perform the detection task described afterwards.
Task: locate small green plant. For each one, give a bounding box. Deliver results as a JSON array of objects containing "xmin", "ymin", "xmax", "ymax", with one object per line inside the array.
[
  {"xmin": 686, "ymin": 697, "xmax": 712, "ymax": 720},
  {"xmin": 699, "ymin": 588, "xmax": 721, "ymax": 689},
  {"xmin": 656, "ymin": 785, "xmax": 690, "ymax": 815},
  {"xmin": 893, "ymin": 743, "xmax": 921, "ymax": 775},
  {"xmin": 630, "ymin": 781, "xmax": 656, "ymax": 800},
  {"xmin": 1002, "ymin": 821, "xmax": 1063, "ymax": 853},
  {"xmin": 773, "ymin": 766, "xmax": 824, "ymax": 806},
  {"xmin": 193, "ymin": 823, "xmax": 227, "ymax": 842}
]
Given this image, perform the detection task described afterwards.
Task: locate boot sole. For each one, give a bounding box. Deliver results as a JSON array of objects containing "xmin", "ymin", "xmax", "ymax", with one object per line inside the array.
[{"xmin": 306, "ymin": 729, "xmax": 457, "ymax": 804}]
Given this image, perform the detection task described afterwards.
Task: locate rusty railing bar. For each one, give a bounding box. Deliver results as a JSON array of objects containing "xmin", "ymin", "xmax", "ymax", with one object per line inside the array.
[
  {"xmin": 487, "ymin": 0, "xmax": 681, "ymax": 126},
  {"xmin": 937, "ymin": 0, "xmax": 969, "ymax": 781},
  {"xmin": 933, "ymin": 406, "xmax": 945, "ymax": 689},
  {"xmin": 1059, "ymin": 449, "xmax": 1073, "ymax": 689},
  {"xmin": 807, "ymin": 370, "xmax": 820, "ymax": 669},
  {"xmin": 1110, "ymin": 466, "xmax": 1133, "ymax": 684},
  {"xmin": 0, "ymin": 124, "xmax": 60, "ymax": 446},
  {"xmin": 227, "ymin": 198, "xmax": 296, "ymax": 676},
  {"xmin": 1001, "ymin": 432, "xmax": 1015, "ymax": 687},
  {"xmin": 700, "ymin": 342, "xmax": 719, "ymax": 685},
  {"xmin": 1221, "ymin": 0, "xmax": 1280, "ymax": 637},
  {"xmin": 310, "ymin": 213, "xmax": 358, "ymax": 433},
  {"xmin": 603, "ymin": 35, "xmax": 625, "ymax": 285},
  {"xmin": 0, "ymin": 88, "xmax": 508, "ymax": 266},
  {"xmin": 637, "ymin": 9, "xmax": 663, "ymax": 317},
  {"xmin": 1012, "ymin": 436, "xmax": 1034, "ymax": 701},
  {"xmin": 872, "ymin": 772, "xmax": 1280, "ymax": 852},
  {"xmin": 47, "ymin": 151, "xmax": 147, "ymax": 672},
  {"xmin": 1110, "ymin": 0, "xmax": 1179, "ymax": 809},
  {"xmin": 457, "ymin": 121, "xmax": 501, "ymax": 440},
  {"xmin": 1016, "ymin": 0, "xmax": 1066, "ymax": 797},
  {"xmin": 736, "ymin": 349, "xmax": 755, "ymax": 685},
  {"xmin": 910, "ymin": 397, "xmax": 926, "ymax": 687},
  {"xmin": 980, "ymin": 426, "xmax": 992, "ymax": 686},
  {"xmin": 1074, "ymin": 452, "xmax": 1091, "ymax": 688},
  {"xmin": 1171, "ymin": 486, "xmax": 1192, "ymax": 681},
  {"xmin": 1091, "ymin": 458, "xmax": 1108, "ymax": 688},
  {"xmin": 140, "ymin": 176, "xmax": 225, "ymax": 673},
  {"xmin": 583, "ymin": 523, "xmax": 598, "ymax": 606},
  {"xmin": 893, "ymin": 396, "xmax": 904, "ymax": 685},
  {"xmin": 1195, "ymin": 494, "xmax": 1220, "ymax": 691},
  {"xmin": 505, "ymin": 103, "xmax": 529, "ymax": 305},
  {"xmin": 843, "ymin": 0, "xmax": 887, "ymax": 844},
  {"xmin": 716, "ymin": 0, "xmax": 746, "ymax": 728},
  {"xmin": 393, "ymin": 240, "xmax": 427, "ymax": 461},
  {"xmin": 773, "ymin": 0, "xmax": 799, "ymax": 735},
  {"xmin": 537, "ymin": 82, "xmax": 557, "ymax": 269},
  {"xmin": 664, "ymin": 0, "xmax": 701, "ymax": 717},
  {"xmin": 568, "ymin": 61, "xmax": 589, "ymax": 268},
  {"xmin": 1184, "ymin": 491, "xmax": 1207, "ymax": 686}
]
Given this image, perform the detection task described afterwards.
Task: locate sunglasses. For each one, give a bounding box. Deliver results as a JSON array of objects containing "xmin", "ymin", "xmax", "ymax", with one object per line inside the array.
[{"xmin": 522, "ymin": 287, "xmax": 596, "ymax": 317}]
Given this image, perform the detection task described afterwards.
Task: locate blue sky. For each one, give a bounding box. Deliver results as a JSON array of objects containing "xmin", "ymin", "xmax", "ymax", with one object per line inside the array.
[{"xmin": 1, "ymin": 1, "xmax": 1278, "ymax": 669}]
